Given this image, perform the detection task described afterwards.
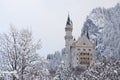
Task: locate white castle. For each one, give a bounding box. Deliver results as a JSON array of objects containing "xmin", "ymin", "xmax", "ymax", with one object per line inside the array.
[{"xmin": 64, "ymin": 15, "xmax": 94, "ymax": 68}]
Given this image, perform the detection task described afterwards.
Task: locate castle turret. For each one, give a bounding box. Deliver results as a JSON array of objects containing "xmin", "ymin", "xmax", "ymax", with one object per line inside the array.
[
  {"xmin": 64, "ymin": 14, "xmax": 73, "ymax": 67},
  {"xmin": 65, "ymin": 14, "xmax": 73, "ymax": 43}
]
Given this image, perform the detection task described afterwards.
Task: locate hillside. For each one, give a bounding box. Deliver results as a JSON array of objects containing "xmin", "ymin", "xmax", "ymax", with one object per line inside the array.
[{"xmin": 82, "ymin": 3, "xmax": 120, "ymax": 59}]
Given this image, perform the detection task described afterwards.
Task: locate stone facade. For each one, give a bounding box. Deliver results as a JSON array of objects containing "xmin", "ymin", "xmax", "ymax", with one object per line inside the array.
[{"xmin": 64, "ymin": 15, "xmax": 94, "ymax": 68}]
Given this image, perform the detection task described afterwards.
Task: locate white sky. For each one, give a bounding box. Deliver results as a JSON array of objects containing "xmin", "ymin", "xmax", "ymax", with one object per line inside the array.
[{"xmin": 0, "ymin": 0, "xmax": 119, "ymax": 57}]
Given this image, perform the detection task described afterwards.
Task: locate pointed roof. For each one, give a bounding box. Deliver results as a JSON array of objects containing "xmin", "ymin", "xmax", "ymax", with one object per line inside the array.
[
  {"xmin": 66, "ymin": 14, "xmax": 72, "ymax": 25},
  {"xmin": 75, "ymin": 35, "xmax": 93, "ymax": 47},
  {"xmin": 82, "ymin": 26, "xmax": 89, "ymax": 39},
  {"xmin": 86, "ymin": 27, "xmax": 89, "ymax": 39}
]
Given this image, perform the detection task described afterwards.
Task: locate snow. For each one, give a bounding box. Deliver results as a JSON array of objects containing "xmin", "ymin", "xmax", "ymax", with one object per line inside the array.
[
  {"xmin": 0, "ymin": 3, "xmax": 120, "ymax": 80},
  {"xmin": 82, "ymin": 3, "xmax": 120, "ymax": 60}
]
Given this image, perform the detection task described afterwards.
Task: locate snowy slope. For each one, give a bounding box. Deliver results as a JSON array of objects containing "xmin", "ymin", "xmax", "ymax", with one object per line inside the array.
[{"xmin": 82, "ymin": 3, "xmax": 120, "ymax": 59}]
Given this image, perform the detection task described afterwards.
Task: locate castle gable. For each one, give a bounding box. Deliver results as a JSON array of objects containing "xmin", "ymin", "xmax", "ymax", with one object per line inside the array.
[{"xmin": 75, "ymin": 35, "xmax": 93, "ymax": 47}]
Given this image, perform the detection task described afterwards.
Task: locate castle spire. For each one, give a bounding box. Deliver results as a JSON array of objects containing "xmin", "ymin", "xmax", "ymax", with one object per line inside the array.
[
  {"xmin": 66, "ymin": 14, "xmax": 72, "ymax": 25},
  {"xmin": 65, "ymin": 14, "xmax": 73, "ymax": 32}
]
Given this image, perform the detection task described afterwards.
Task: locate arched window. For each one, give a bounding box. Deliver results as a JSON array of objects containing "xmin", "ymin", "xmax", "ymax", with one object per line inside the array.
[
  {"xmin": 89, "ymin": 49, "xmax": 91, "ymax": 51},
  {"xmin": 77, "ymin": 58, "xmax": 79, "ymax": 60},
  {"xmin": 88, "ymin": 58, "xmax": 89, "ymax": 60},
  {"xmin": 87, "ymin": 53, "xmax": 89, "ymax": 55},
  {"xmin": 83, "ymin": 49, "xmax": 86, "ymax": 51},
  {"xmin": 83, "ymin": 43, "xmax": 86, "ymax": 45}
]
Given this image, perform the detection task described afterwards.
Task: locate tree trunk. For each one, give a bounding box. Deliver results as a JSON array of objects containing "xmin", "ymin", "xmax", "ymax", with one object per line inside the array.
[
  {"xmin": 13, "ymin": 75, "xmax": 16, "ymax": 80},
  {"xmin": 21, "ymin": 70, "xmax": 24, "ymax": 80}
]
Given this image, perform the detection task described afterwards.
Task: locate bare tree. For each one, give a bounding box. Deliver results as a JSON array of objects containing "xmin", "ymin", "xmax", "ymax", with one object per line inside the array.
[{"xmin": 0, "ymin": 27, "xmax": 41, "ymax": 80}]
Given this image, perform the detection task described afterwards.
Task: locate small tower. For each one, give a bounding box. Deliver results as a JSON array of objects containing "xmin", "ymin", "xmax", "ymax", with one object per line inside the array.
[
  {"xmin": 86, "ymin": 26, "xmax": 89, "ymax": 39},
  {"xmin": 64, "ymin": 14, "xmax": 73, "ymax": 67}
]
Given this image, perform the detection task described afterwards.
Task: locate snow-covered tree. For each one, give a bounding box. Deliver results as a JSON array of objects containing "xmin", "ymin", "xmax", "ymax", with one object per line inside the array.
[
  {"xmin": 46, "ymin": 48, "xmax": 66, "ymax": 78},
  {"xmin": 47, "ymin": 51, "xmax": 63, "ymax": 77},
  {"xmin": 80, "ymin": 56, "xmax": 120, "ymax": 80},
  {"xmin": 81, "ymin": 3, "xmax": 120, "ymax": 60},
  {"xmin": 25, "ymin": 57, "xmax": 51, "ymax": 80},
  {"xmin": 53, "ymin": 61, "xmax": 86, "ymax": 80},
  {"xmin": 0, "ymin": 27, "xmax": 49, "ymax": 80}
]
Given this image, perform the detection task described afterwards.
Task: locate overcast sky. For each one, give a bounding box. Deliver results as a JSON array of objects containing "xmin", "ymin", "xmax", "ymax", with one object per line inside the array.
[{"xmin": 0, "ymin": 0, "xmax": 119, "ymax": 57}]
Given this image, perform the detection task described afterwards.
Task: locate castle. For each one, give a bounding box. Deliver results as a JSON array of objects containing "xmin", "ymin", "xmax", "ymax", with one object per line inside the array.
[{"xmin": 64, "ymin": 15, "xmax": 94, "ymax": 68}]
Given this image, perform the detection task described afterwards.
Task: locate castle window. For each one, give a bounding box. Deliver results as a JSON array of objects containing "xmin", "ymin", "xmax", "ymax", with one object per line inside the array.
[
  {"xmin": 89, "ymin": 49, "xmax": 91, "ymax": 51},
  {"xmin": 87, "ymin": 53, "xmax": 89, "ymax": 55},
  {"xmin": 78, "ymin": 48, "xmax": 80, "ymax": 51},
  {"xmin": 80, "ymin": 53, "xmax": 83, "ymax": 55},
  {"xmin": 77, "ymin": 58, "xmax": 78, "ymax": 60},
  {"xmin": 83, "ymin": 43, "xmax": 86, "ymax": 45},
  {"xmin": 83, "ymin": 49, "xmax": 86, "ymax": 51}
]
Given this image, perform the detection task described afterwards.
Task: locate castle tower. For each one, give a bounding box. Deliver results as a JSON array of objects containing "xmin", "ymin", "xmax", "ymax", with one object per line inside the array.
[
  {"xmin": 64, "ymin": 15, "xmax": 94, "ymax": 68},
  {"xmin": 64, "ymin": 14, "xmax": 73, "ymax": 67}
]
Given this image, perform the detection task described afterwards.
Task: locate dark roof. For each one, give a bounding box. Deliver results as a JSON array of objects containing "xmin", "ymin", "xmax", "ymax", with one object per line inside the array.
[
  {"xmin": 66, "ymin": 14, "xmax": 72, "ymax": 25},
  {"xmin": 86, "ymin": 27, "xmax": 89, "ymax": 39}
]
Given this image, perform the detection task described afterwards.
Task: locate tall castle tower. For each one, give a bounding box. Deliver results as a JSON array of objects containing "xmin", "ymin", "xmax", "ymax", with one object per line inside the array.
[
  {"xmin": 64, "ymin": 15, "xmax": 94, "ymax": 68},
  {"xmin": 64, "ymin": 15, "xmax": 73, "ymax": 67}
]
